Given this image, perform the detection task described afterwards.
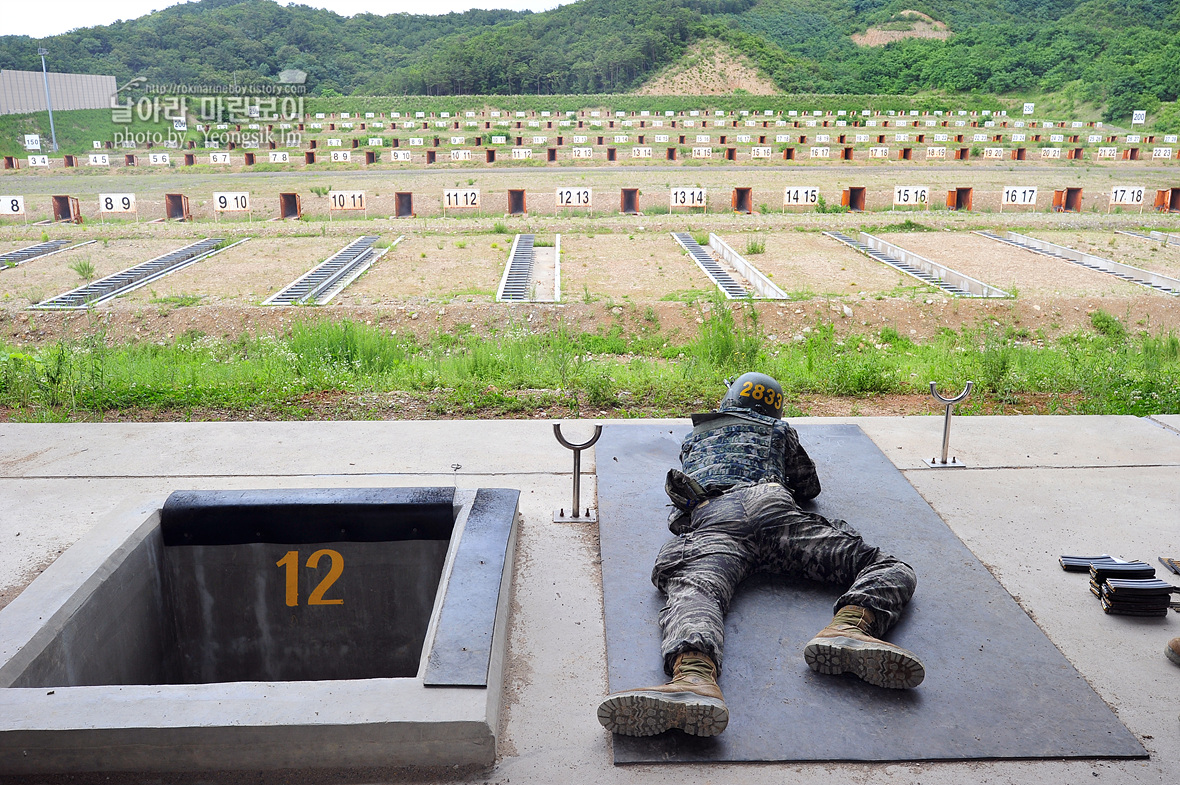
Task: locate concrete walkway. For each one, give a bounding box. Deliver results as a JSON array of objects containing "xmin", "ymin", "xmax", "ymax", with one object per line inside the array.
[{"xmin": 0, "ymin": 415, "xmax": 1177, "ymax": 784}]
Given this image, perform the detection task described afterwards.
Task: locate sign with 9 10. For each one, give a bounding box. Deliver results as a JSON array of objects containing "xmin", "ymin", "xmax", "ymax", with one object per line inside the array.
[{"xmin": 214, "ymin": 192, "xmax": 250, "ymax": 212}]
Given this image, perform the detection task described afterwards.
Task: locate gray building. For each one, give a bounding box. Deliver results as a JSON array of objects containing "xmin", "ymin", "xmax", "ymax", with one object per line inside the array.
[{"xmin": 0, "ymin": 69, "xmax": 118, "ymax": 115}]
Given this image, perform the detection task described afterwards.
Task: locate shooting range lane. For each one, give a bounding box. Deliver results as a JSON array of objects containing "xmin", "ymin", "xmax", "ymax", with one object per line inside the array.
[{"xmin": 597, "ymin": 423, "xmax": 1146, "ymax": 763}]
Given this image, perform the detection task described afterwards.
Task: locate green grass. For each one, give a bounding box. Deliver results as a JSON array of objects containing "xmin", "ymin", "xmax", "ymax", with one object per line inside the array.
[{"xmin": 0, "ymin": 309, "xmax": 1176, "ymax": 418}]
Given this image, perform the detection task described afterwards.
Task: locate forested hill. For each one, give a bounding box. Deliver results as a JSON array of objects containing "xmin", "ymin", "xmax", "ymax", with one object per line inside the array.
[{"xmin": 1, "ymin": 0, "xmax": 1178, "ymax": 121}]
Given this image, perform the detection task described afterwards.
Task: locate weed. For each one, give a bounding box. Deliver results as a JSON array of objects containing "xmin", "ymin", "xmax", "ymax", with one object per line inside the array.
[
  {"xmin": 492, "ymin": 221, "xmax": 508, "ymax": 234},
  {"xmin": 455, "ymin": 241, "xmax": 467, "ymax": 249},
  {"xmin": 814, "ymin": 195, "xmax": 849, "ymax": 214},
  {"xmin": 745, "ymin": 237, "xmax": 766, "ymax": 255},
  {"xmin": 69, "ymin": 259, "xmax": 97, "ymax": 280},
  {"xmin": 309, "ymin": 186, "xmax": 331, "ymax": 197}
]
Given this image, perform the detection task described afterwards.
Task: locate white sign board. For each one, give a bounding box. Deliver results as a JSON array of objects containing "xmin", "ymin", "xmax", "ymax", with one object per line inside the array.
[
  {"xmin": 269, "ymin": 151, "xmax": 290, "ymax": 163},
  {"xmin": 783, "ymin": 187, "xmax": 818, "ymax": 207},
  {"xmin": 572, "ymin": 147, "xmax": 593, "ymax": 159},
  {"xmin": 1131, "ymin": 110, "xmax": 1146, "ymax": 125},
  {"xmin": 670, "ymin": 187, "xmax": 706, "ymax": 208},
  {"xmin": 99, "ymin": 193, "xmax": 136, "ymax": 213},
  {"xmin": 926, "ymin": 147, "xmax": 947, "ymax": 159},
  {"xmin": 556, "ymin": 187, "xmax": 591, "ymax": 207},
  {"xmin": 893, "ymin": 186, "xmax": 929, "ymax": 206},
  {"xmin": 691, "ymin": 147, "xmax": 712, "ymax": 158},
  {"xmin": 443, "ymin": 189, "xmax": 480, "ymax": 209},
  {"xmin": 511, "ymin": 148, "xmax": 532, "ymax": 160},
  {"xmin": 368, "ymin": 138, "xmax": 383, "ymax": 146},
  {"xmin": 328, "ymin": 190, "xmax": 365, "ymax": 211},
  {"xmin": 1152, "ymin": 147, "xmax": 1173, "ymax": 159},
  {"xmin": 209, "ymin": 152, "xmax": 230, "ymax": 164},
  {"xmin": 27, "ymin": 155, "xmax": 49, "ymax": 167},
  {"xmin": 213, "ymin": 192, "xmax": 250, "ymax": 212},
  {"xmin": 810, "ymin": 146, "xmax": 830, "ymax": 158},
  {"xmin": 869, "ymin": 146, "xmax": 890, "ymax": 158},
  {"xmin": 148, "ymin": 152, "xmax": 170, "ymax": 165},
  {"xmin": 391, "ymin": 150, "xmax": 412, "ymax": 161},
  {"xmin": 450, "ymin": 149, "xmax": 472, "ymax": 161},
  {"xmin": 88, "ymin": 153, "xmax": 110, "ymax": 166},
  {"xmin": 632, "ymin": 147, "xmax": 652, "ymax": 158},
  {"xmin": 329, "ymin": 150, "xmax": 352, "ymax": 162},
  {"xmin": 1023, "ymin": 103, "xmax": 1035, "ymax": 115},
  {"xmin": 1098, "ymin": 147, "xmax": 1118, "ymax": 159},
  {"xmin": 1109, "ymin": 186, "xmax": 1145, "ymax": 206},
  {"xmin": 983, "ymin": 148, "xmax": 1005, "ymax": 159},
  {"xmin": 24, "ymin": 134, "xmax": 40, "ymax": 150},
  {"xmin": 0, "ymin": 196, "xmax": 25, "ymax": 216},
  {"xmin": 1002, "ymin": 187, "xmax": 1037, "ymax": 206},
  {"xmin": 751, "ymin": 147, "xmax": 773, "ymax": 158}
]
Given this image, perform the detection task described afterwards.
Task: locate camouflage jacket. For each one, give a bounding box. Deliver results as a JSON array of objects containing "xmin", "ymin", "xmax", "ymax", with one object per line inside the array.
[{"xmin": 664, "ymin": 404, "xmax": 821, "ymax": 530}]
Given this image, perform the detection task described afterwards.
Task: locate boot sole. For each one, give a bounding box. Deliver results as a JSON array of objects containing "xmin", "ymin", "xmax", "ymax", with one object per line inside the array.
[
  {"xmin": 803, "ymin": 635, "xmax": 925, "ymax": 689},
  {"xmin": 597, "ymin": 690, "xmax": 729, "ymax": 737}
]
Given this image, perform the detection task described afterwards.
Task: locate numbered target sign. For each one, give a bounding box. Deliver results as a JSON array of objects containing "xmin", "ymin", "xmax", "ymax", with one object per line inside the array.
[
  {"xmin": 1098, "ymin": 147, "xmax": 1118, "ymax": 159},
  {"xmin": 24, "ymin": 134, "xmax": 40, "ymax": 150},
  {"xmin": 443, "ymin": 189, "xmax": 480, "ymax": 209},
  {"xmin": 1041, "ymin": 147, "xmax": 1062, "ymax": 159},
  {"xmin": 511, "ymin": 148, "xmax": 532, "ymax": 160},
  {"xmin": 1110, "ymin": 186, "xmax": 1145, "ymax": 206},
  {"xmin": 695, "ymin": 135, "xmax": 711, "ymax": 143},
  {"xmin": 691, "ymin": 147, "xmax": 712, "ymax": 159},
  {"xmin": 572, "ymin": 147, "xmax": 593, "ymax": 159},
  {"xmin": 893, "ymin": 186, "xmax": 929, "ymax": 206},
  {"xmin": 751, "ymin": 147, "xmax": 773, "ymax": 158},
  {"xmin": 571, "ymin": 135, "xmax": 586, "ymax": 144},
  {"xmin": 1152, "ymin": 147, "xmax": 1174, "ymax": 159},
  {"xmin": 88, "ymin": 153, "xmax": 110, "ymax": 166},
  {"xmin": 92, "ymin": 141, "xmax": 102, "ymax": 149},
  {"xmin": 1023, "ymin": 102, "xmax": 1035, "ymax": 115},
  {"xmin": 0, "ymin": 196, "xmax": 25, "ymax": 216},
  {"xmin": 533, "ymin": 136, "xmax": 548, "ymax": 145},
  {"xmin": 269, "ymin": 151, "xmax": 290, "ymax": 163},
  {"xmin": 783, "ymin": 187, "xmax": 819, "ymax": 207},
  {"xmin": 326, "ymin": 138, "xmax": 342, "ymax": 147},
  {"xmin": 205, "ymin": 140, "xmax": 221, "ymax": 149},
  {"xmin": 368, "ymin": 138, "xmax": 383, "ymax": 146},
  {"xmin": 983, "ymin": 148, "xmax": 1004, "ymax": 159},
  {"xmin": 1012, "ymin": 133, "xmax": 1027, "ymax": 143},
  {"xmin": 632, "ymin": 147, "xmax": 652, "ymax": 158},
  {"xmin": 100, "ymin": 193, "xmax": 136, "ymax": 213},
  {"xmin": 1132, "ymin": 110, "xmax": 1146, "ymax": 125},
  {"xmin": 148, "ymin": 152, "xmax": 170, "ymax": 165},
  {"xmin": 451, "ymin": 136, "xmax": 465, "ymax": 145},
  {"xmin": 450, "ymin": 149, "xmax": 472, "ymax": 161},
  {"xmin": 391, "ymin": 150, "xmax": 412, "ymax": 161},
  {"xmin": 810, "ymin": 146, "xmax": 830, "ymax": 158},
  {"xmin": 776, "ymin": 134, "xmax": 791, "ymax": 143},
  {"xmin": 816, "ymin": 134, "xmax": 831, "ymax": 143},
  {"xmin": 1002, "ymin": 187, "xmax": 1038, "ymax": 206},
  {"xmin": 209, "ymin": 152, "xmax": 230, "ymax": 164},
  {"xmin": 655, "ymin": 134, "xmax": 670, "ymax": 143},
  {"xmin": 869, "ymin": 147, "xmax": 890, "ymax": 158},
  {"xmin": 328, "ymin": 190, "xmax": 366, "ymax": 211},
  {"xmin": 28, "ymin": 155, "xmax": 49, "ymax": 167},
  {"xmin": 670, "ymin": 187, "xmax": 706, "ymax": 207},
  {"xmin": 173, "ymin": 119, "xmax": 187, "ymax": 131},
  {"xmin": 926, "ymin": 147, "xmax": 947, "ymax": 159},
  {"xmin": 614, "ymin": 135, "xmax": 629, "ymax": 144},
  {"xmin": 737, "ymin": 135, "xmax": 751, "ymax": 143},
  {"xmin": 329, "ymin": 150, "xmax": 352, "ymax": 162},
  {"xmin": 557, "ymin": 187, "xmax": 592, "ymax": 207},
  {"xmin": 214, "ymin": 192, "xmax": 251, "ymax": 212}
]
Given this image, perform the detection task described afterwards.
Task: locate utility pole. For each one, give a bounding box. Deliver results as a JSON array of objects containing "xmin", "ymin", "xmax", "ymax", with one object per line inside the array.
[{"xmin": 37, "ymin": 47, "xmax": 58, "ymax": 152}]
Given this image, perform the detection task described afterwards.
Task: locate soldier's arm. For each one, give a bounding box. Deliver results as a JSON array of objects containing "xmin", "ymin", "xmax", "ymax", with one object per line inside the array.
[{"xmin": 781, "ymin": 424, "xmax": 821, "ymax": 501}]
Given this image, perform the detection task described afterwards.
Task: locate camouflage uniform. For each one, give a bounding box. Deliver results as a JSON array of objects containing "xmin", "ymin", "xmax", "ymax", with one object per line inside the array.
[{"xmin": 653, "ymin": 404, "xmax": 917, "ymax": 675}]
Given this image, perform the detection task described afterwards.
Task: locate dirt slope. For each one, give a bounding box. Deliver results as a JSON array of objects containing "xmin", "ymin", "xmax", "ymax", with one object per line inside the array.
[{"xmin": 634, "ymin": 40, "xmax": 779, "ymax": 96}]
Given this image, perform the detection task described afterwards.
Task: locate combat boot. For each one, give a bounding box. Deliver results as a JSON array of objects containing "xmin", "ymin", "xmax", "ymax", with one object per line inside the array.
[
  {"xmin": 803, "ymin": 605, "xmax": 925, "ymax": 689},
  {"xmin": 596, "ymin": 651, "xmax": 729, "ymax": 737},
  {"xmin": 1167, "ymin": 637, "xmax": 1180, "ymax": 666}
]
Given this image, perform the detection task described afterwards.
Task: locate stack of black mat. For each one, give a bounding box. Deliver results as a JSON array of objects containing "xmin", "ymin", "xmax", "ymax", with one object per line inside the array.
[{"xmin": 1059, "ymin": 555, "xmax": 1178, "ymax": 617}]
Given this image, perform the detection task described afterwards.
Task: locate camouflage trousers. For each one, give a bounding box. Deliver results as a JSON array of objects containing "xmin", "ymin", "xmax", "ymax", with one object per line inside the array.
[{"xmin": 652, "ymin": 482, "xmax": 917, "ymax": 676}]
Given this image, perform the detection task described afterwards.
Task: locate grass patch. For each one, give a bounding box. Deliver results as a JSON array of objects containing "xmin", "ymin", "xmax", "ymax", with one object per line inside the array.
[
  {"xmin": 150, "ymin": 294, "xmax": 203, "ymax": 309},
  {"xmin": 0, "ymin": 308, "xmax": 1177, "ymax": 418},
  {"xmin": 745, "ymin": 237, "xmax": 766, "ymax": 255}
]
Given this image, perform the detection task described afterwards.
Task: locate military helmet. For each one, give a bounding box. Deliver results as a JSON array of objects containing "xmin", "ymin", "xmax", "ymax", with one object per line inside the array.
[{"xmin": 720, "ymin": 372, "xmax": 784, "ymax": 419}]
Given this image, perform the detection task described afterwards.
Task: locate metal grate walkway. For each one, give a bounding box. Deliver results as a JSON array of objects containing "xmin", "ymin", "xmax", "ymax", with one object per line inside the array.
[
  {"xmin": 672, "ymin": 233, "xmax": 748, "ymax": 298},
  {"xmin": 824, "ymin": 231, "xmax": 972, "ymax": 296},
  {"xmin": 977, "ymin": 230, "xmax": 1180, "ymax": 296},
  {"xmin": 1116, "ymin": 229, "xmax": 1180, "ymax": 248},
  {"xmin": 0, "ymin": 240, "xmax": 75, "ymax": 268},
  {"xmin": 32, "ymin": 238, "xmax": 239, "ymax": 310},
  {"xmin": 265, "ymin": 236, "xmax": 391, "ymax": 306},
  {"xmin": 497, "ymin": 234, "xmax": 535, "ymax": 302}
]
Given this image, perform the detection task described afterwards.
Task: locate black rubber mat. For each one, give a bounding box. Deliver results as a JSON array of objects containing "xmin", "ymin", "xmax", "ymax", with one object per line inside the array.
[{"xmin": 597, "ymin": 423, "xmax": 1146, "ymax": 763}]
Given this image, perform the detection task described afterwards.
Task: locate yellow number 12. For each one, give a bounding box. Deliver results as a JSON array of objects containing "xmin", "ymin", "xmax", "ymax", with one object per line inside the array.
[{"xmin": 276, "ymin": 549, "xmax": 344, "ymax": 607}]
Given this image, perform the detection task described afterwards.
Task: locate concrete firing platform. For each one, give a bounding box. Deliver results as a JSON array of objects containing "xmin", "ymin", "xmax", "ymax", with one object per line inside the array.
[{"xmin": 0, "ymin": 416, "xmax": 1177, "ymax": 784}]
